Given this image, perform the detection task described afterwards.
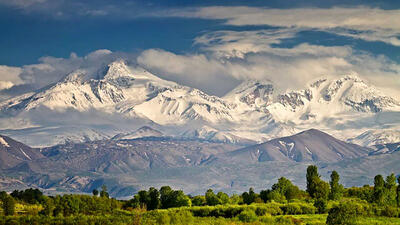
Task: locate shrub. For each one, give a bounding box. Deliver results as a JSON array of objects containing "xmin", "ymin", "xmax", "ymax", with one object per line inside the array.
[
  {"xmin": 326, "ymin": 201, "xmax": 357, "ymax": 225},
  {"xmin": 237, "ymin": 209, "xmax": 258, "ymax": 222},
  {"xmin": 281, "ymin": 204, "xmax": 302, "ymax": 215},
  {"xmin": 299, "ymin": 203, "xmax": 316, "ymax": 214},
  {"xmin": 381, "ymin": 206, "xmax": 400, "ymax": 217},
  {"xmin": 314, "ymin": 198, "xmax": 328, "ymax": 214}
]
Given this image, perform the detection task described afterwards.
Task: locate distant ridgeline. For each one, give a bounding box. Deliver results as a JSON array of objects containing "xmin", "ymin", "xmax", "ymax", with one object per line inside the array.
[{"xmin": 1, "ymin": 166, "xmax": 400, "ymax": 225}]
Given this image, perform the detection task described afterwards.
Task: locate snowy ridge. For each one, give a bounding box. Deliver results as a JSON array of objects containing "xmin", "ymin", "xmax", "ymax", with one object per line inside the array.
[
  {"xmin": 348, "ymin": 129, "xmax": 400, "ymax": 146},
  {"xmin": 0, "ymin": 137, "xmax": 10, "ymax": 147},
  {"xmin": 0, "ymin": 59, "xmax": 399, "ymax": 146}
]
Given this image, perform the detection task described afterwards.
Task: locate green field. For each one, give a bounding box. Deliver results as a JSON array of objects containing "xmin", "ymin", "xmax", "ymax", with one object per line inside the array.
[{"xmin": 2, "ymin": 165, "xmax": 400, "ymax": 224}]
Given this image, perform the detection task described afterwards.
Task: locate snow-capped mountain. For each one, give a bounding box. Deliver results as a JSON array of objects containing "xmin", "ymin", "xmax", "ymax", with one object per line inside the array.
[
  {"xmin": 348, "ymin": 129, "xmax": 400, "ymax": 146},
  {"xmin": 220, "ymin": 129, "xmax": 370, "ymax": 163},
  {"xmin": 112, "ymin": 126, "xmax": 164, "ymax": 140},
  {"xmin": 0, "ymin": 59, "xmax": 399, "ymax": 147}
]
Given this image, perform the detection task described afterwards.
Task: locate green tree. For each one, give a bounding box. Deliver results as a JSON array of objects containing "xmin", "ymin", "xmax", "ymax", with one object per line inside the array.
[
  {"xmin": 172, "ymin": 190, "xmax": 191, "ymax": 207},
  {"xmin": 123, "ymin": 195, "xmax": 140, "ymax": 210},
  {"xmin": 40, "ymin": 196, "xmax": 55, "ymax": 216},
  {"xmin": 160, "ymin": 186, "xmax": 173, "ymax": 209},
  {"xmin": 373, "ymin": 175, "xmax": 385, "ymax": 205},
  {"xmin": 397, "ymin": 177, "xmax": 400, "ymax": 207},
  {"xmin": 314, "ymin": 178, "xmax": 330, "ymax": 200},
  {"xmin": 242, "ymin": 188, "xmax": 257, "ymax": 205},
  {"xmin": 217, "ymin": 192, "xmax": 230, "ymax": 205},
  {"xmin": 326, "ymin": 201, "xmax": 357, "ymax": 225},
  {"xmin": 314, "ymin": 198, "xmax": 328, "ymax": 214},
  {"xmin": 271, "ymin": 177, "xmax": 301, "ymax": 200},
  {"xmin": 191, "ymin": 196, "xmax": 206, "ymax": 206},
  {"xmin": 138, "ymin": 190, "xmax": 149, "ymax": 208},
  {"xmin": 306, "ymin": 165, "xmax": 319, "ymax": 198},
  {"xmin": 147, "ymin": 187, "xmax": 161, "ymax": 210},
  {"xmin": 329, "ymin": 171, "xmax": 344, "ymax": 200},
  {"xmin": 92, "ymin": 189, "xmax": 99, "ymax": 196},
  {"xmin": 238, "ymin": 209, "xmax": 257, "ymax": 222},
  {"xmin": 385, "ymin": 173, "xmax": 397, "ymax": 206},
  {"xmin": 100, "ymin": 185, "xmax": 109, "ymax": 198},
  {"xmin": 205, "ymin": 189, "xmax": 221, "ymax": 206},
  {"xmin": 2, "ymin": 195, "xmax": 15, "ymax": 216}
]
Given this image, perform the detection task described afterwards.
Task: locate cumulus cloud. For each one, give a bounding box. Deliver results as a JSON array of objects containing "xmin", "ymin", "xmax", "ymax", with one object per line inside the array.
[
  {"xmin": 169, "ymin": 6, "xmax": 400, "ymax": 46},
  {"xmin": 0, "ymin": 49, "xmax": 124, "ymax": 100},
  {"xmin": 137, "ymin": 29, "xmax": 400, "ymax": 97},
  {"xmin": 137, "ymin": 49, "xmax": 240, "ymax": 96},
  {"xmin": 137, "ymin": 47, "xmax": 356, "ymax": 95}
]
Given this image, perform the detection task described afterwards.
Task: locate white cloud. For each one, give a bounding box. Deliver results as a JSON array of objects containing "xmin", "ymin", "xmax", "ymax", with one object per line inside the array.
[
  {"xmin": 182, "ymin": 7, "xmax": 400, "ymax": 30},
  {"xmin": 0, "ymin": 65, "xmax": 23, "ymax": 84},
  {"xmin": 0, "ymin": 49, "xmax": 124, "ymax": 100},
  {"xmin": 137, "ymin": 47, "xmax": 356, "ymax": 95},
  {"xmin": 0, "ymin": 81, "xmax": 14, "ymax": 90},
  {"xmin": 0, "ymin": 0, "xmax": 47, "ymax": 8},
  {"xmin": 170, "ymin": 6, "xmax": 400, "ymax": 46},
  {"xmin": 195, "ymin": 29, "xmax": 353, "ymax": 58},
  {"xmin": 137, "ymin": 49, "xmax": 240, "ymax": 96},
  {"xmin": 137, "ymin": 29, "xmax": 400, "ymax": 97}
]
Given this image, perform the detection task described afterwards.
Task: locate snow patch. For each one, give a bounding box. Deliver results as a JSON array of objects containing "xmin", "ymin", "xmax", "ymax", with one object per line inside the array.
[
  {"xmin": 19, "ymin": 148, "xmax": 31, "ymax": 160},
  {"xmin": 0, "ymin": 137, "xmax": 10, "ymax": 147}
]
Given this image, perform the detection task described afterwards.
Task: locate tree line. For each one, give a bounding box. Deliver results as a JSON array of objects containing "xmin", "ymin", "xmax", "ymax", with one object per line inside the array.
[{"xmin": 1, "ymin": 165, "xmax": 400, "ymax": 224}]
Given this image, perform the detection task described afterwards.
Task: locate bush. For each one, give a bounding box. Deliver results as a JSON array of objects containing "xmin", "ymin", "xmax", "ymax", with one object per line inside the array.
[
  {"xmin": 237, "ymin": 209, "xmax": 258, "ymax": 222},
  {"xmin": 299, "ymin": 203, "xmax": 316, "ymax": 214},
  {"xmin": 281, "ymin": 204, "xmax": 302, "ymax": 215},
  {"xmin": 314, "ymin": 198, "xmax": 328, "ymax": 214},
  {"xmin": 326, "ymin": 201, "xmax": 357, "ymax": 225},
  {"xmin": 381, "ymin": 206, "xmax": 400, "ymax": 217}
]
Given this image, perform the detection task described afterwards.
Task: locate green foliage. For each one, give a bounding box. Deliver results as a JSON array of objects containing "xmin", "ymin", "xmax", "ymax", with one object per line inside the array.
[
  {"xmin": 242, "ymin": 188, "xmax": 257, "ymax": 205},
  {"xmin": 92, "ymin": 189, "xmax": 99, "ymax": 196},
  {"xmin": 191, "ymin": 196, "xmax": 206, "ymax": 206},
  {"xmin": 272, "ymin": 177, "xmax": 302, "ymax": 201},
  {"xmin": 345, "ymin": 185, "xmax": 373, "ymax": 202},
  {"xmin": 148, "ymin": 187, "xmax": 161, "ymax": 210},
  {"xmin": 100, "ymin": 185, "xmax": 109, "ymax": 198},
  {"xmin": 397, "ymin": 177, "xmax": 400, "ymax": 207},
  {"xmin": 326, "ymin": 201, "xmax": 357, "ymax": 225},
  {"xmin": 216, "ymin": 192, "xmax": 229, "ymax": 205},
  {"xmin": 40, "ymin": 196, "xmax": 54, "ymax": 216},
  {"xmin": 314, "ymin": 198, "xmax": 327, "ymax": 214},
  {"xmin": 2, "ymin": 166, "xmax": 400, "ymax": 225},
  {"xmin": 329, "ymin": 171, "xmax": 344, "ymax": 200},
  {"xmin": 2, "ymin": 195, "xmax": 15, "ymax": 216},
  {"xmin": 373, "ymin": 175, "xmax": 385, "ymax": 205},
  {"xmin": 205, "ymin": 189, "xmax": 221, "ymax": 206},
  {"xmin": 385, "ymin": 174, "xmax": 397, "ymax": 206},
  {"xmin": 10, "ymin": 189, "xmax": 44, "ymax": 204},
  {"xmin": 229, "ymin": 194, "xmax": 242, "ymax": 205},
  {"xmin": 306, "ymin": 165, "xmax": 319, "ymax": 198},
  {"xmin": 237, "ymin": 209, "xmax": 257, "ymax": 222}
]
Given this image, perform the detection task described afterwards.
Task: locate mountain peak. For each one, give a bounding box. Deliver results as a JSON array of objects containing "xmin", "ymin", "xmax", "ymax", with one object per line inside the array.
[
  {"xmin": 224, "ymin": 79, "xmax": 274, "ymax": 108},
  {"xmin": 103, "ymin": 60, "xmax": 133, "ymax": 80}
]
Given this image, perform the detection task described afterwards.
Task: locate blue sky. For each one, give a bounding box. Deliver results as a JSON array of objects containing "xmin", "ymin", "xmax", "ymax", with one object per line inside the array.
[{"xmin": 0, "ymin": 0, "xmax": 399, "ymax": 97}]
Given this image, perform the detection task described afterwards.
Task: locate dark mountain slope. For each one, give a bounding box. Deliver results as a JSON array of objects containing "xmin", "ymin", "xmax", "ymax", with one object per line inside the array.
[
  {"xmin": 222, "ymin": 129, "xmax": 371, "ymax": 163},
  {"xmin": 0, "ymin": 134, "xmax": 44, "ymax": 170}
]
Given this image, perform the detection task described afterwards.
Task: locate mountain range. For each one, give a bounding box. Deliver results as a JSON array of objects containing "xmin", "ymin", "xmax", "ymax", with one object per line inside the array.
[
  {"xmin": 1, "ymin": 128, "xmax": 399, "ymax": 197},
  {"xmin": 0, "ymin": 59, "xmax": 400, "ymax": 197},
  {"xmin": 0, "ymin": 60, "xmax": 399, "ymax": 148}
]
